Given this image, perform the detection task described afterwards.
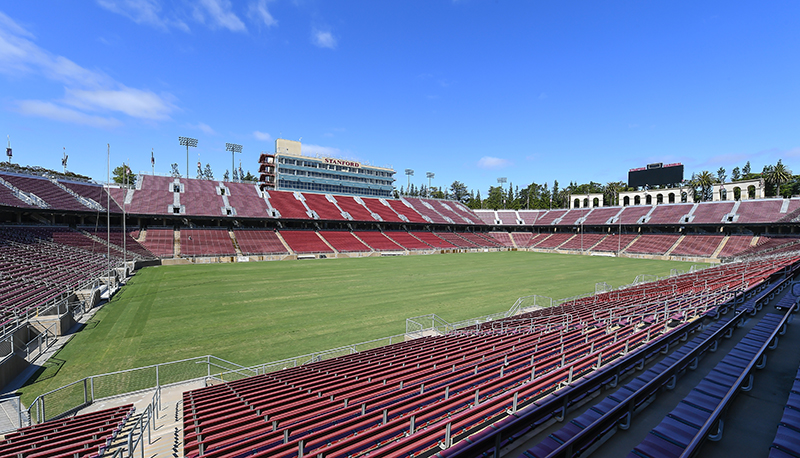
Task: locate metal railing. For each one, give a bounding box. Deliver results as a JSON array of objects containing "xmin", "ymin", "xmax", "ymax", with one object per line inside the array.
[{"xmin": 22, "ymin": 355, "xmax": 245, "ymax": 427}]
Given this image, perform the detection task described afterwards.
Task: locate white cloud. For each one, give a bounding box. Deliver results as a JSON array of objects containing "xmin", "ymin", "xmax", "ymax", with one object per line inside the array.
[
  {"xmin": 15, "ymin": 100, "xmax": 122, "ymax": 129},
  {"xmin": 0, "ymin": 11, "xmax": 176, "ymax": 126},
  {"xmin": 477, "ymin": 156, "xmax": 512, "ymax": 169},
  {"xmin": 187, "ymin": 122, "xmax": 216, "ymax": 135},
  {"xmin": 193, "ymin": 0, "xmax": 246, "ymax": 32},
  {"xmin": 96, "ymin": 0, "xmax": 180, "ymax": 31},
  {"xmin": 253, "ymin": 131, "xmax": 272, "ymax": 141},
  {"xmin": 312, "ymin": 29, "xmax": 337, "ymax": 49},
  {"xmin": 248, "ymin": 0, "xmax": 277, "ymax": 27},
  {"xmin": 64, "ymin": 87, "xmax": 175, "ymax": 120}
]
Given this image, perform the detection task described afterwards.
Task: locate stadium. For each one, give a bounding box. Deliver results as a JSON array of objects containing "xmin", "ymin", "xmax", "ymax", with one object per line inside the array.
[{"xmin": 0, "ymin": 159, "xmax": 799, "ymax": 458}]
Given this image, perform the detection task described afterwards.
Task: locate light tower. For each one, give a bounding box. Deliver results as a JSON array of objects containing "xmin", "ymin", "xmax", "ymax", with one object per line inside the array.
[
  {"xmin": 405, "ymin": 169, "xmax": 414, "ymax": 193},
  {"xmin": 178, "ymin": 136, "xmax": 198, "ymax": 178},
  {"xmin": 497, "ymin": 177, "xmax": 507, "ymax": 209},
  {"xmin": 426, "ymin": 172, "xmax": 434, "ymax": 191},
  {"xmin": 226, "ymin": 143, "xmax": 243, "ymax": 182}
]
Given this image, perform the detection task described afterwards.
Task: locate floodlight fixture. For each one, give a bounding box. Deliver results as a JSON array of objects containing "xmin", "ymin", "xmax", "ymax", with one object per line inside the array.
[
  {"xmin": 226, "ymin": 142, "xmax": 243, "ymax": 182},
  {"xmin": 426, "ymin": 172, "xmax": 434, "ymax": 189},
  {"xmin": 497, "ymin": 177, "xmax": 507, "ymax": 184},
  {"xmin": 179, "ymin": 136, "xmax": 198, "ymax": 178},
  {"xmin": 405, "ymin": 168, "xmax": 414, "ymax": 190}
]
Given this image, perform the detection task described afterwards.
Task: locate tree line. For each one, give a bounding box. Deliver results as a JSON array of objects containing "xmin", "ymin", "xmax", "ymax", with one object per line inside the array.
[{"xmin": 397, "ymin": 159, "xmax": 796, "ymax": 210}]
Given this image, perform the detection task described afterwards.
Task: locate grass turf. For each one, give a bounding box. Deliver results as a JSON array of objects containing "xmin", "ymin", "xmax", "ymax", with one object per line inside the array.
[{"xmin": 18, "ymin": 251, "xmax": 699, "ymax": 407}]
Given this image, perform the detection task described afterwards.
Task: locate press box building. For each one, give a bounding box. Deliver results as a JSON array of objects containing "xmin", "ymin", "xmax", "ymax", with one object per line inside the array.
[{"xmin": 259, "ymin": 139, "xmax": 395, "ymax": 198}]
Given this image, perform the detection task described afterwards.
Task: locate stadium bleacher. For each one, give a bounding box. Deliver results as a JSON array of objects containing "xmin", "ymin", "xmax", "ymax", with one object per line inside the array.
[
  {"xmin": 646, "ymin": 202, "xmax": 694, "ymax": 225},
  {"xmin": 318, "ymin": 231, "xmax": 372, "ymax": 252},
  {"xmin": 140, "ymin": 228, "xmax": 174, "ymax": 258},
  {"xmin": 402, "ymin": 198, "xmax": 452, "ymax": 224},
  {"xmin": 232, "ymin": 229, "xmax": 288, "ymax": 255},
  {"xmin": 265, "ymin": 190, "xmax": 312, "ymax": 220},
  {"xmin": 624, "ymin": 233, "xmax": 681, "ymax": 255},
  {"xmin": 517, "ymin": 210, "xmax": 545, "ymax": 225},
  {"xmin": 555, "ymin": 208, "xmax": 591, "ymax": 226},
  {"xmin": 581, "ymin": 206, "xmax": 622, "ymax": 225},
  {"xmin": 0, "ymin": 173, "xmax": 95, "ymax": 212},
  {"xmin": 736, "ymin": 199, "xmax": 791, "ymax": 223},
  {"xmin": 302, "ymin": 193, "xmax": 347, "ymax": 221},
  {"xmin": 411, "ymin": 231, "xmax": 457, "ymax": 249},
  {"xmin": 669, "ymin": 234, "xmax": 724, "ymax": 258},
  {"xmin": 558, "ymin": 233, "xmax": 606, "ymax": 251},
  {"xmin": 534, "ymin": 233, "xmax": 574, "ymax": 249},
  {"xmin": 593, "ymin": 233, "xmax": 638, "ymax": 252},
  {"xmin": 383, "ymin": 231, "xmax": 433, "ymax": 250},
  {"xmin": 692, "ymin": 201, "xmax": 735, "ymax": 224},
  {"xmin": 336, "ymin": 196, "xmax": 379, "ymax": 222},
  {"xmin": 180, "ymin": 229, "xmax": 236, "ymax": 257},
  {"xmin": 617, "ymin": 205, "xmax": 652, "ymax": 225},
  {"xmin": 279, "ymin": 230, "xmax": 334, "ymax": 254},
  {"xmin": 225, "ymin": 182, "xmax": 270, "ymax": 218},
  {"xmin": 0, "ymin": 404, "xmax": 135, "ymax": 458},
  {"xmin": 352, "ymin": 231, "xmax": 405, "ymax": 251},
  {"xmin": 488, "ymin": 232, "xmax": 515, "ymax": 247},
  {"xmin": 178, "ymin": 254, "xmax": 800, "ymax": 458}
]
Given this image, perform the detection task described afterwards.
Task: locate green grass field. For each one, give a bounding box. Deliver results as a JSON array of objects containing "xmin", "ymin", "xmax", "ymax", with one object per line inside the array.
[{"xmin": 19, "ymin": 251, "xmax": 700, "ymax": 406}]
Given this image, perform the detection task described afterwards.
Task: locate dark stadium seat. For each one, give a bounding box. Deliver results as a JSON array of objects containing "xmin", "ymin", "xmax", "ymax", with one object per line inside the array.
[{"xmin": 0, "ymin": 404, "xmax": 134, "ymax": 458}]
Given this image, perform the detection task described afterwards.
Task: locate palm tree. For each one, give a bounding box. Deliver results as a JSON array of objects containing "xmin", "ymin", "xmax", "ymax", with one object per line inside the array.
[
  {"xmin": 691, "ymin": 171, "xmax": 716, "ymax": 202},
  {"xmin": 764, "ymin": 160, "xmax": 793, "ymax": 197},
  {"xmin": 604, "ymin": 181, "xmax": 623, "ymax": 206}
]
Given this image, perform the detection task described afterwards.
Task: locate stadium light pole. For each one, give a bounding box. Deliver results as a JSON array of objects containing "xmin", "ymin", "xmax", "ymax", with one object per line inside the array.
[
  {"xmin": 226, "ymin": 143, "xmax": 242, "ymax": 182},
  {"xmin": 405, "ymin": 169, "xmax": 414, "ymax": 193},
  {"xmin": 426, "ymin": 172, "xmax": 434, "ymax": 196},
  {"xmin": 179, "ymin": 136, "xmax": 198, "ymax": 178},
  {"xmin": 498, "ymin": 177, "xmax": 507, "ymax": 209}
]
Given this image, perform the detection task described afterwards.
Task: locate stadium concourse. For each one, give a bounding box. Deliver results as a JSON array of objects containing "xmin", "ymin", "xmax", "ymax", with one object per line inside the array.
[{"xmin": 2, "ymin": 169, "xmax": 800, "ymax": 457}]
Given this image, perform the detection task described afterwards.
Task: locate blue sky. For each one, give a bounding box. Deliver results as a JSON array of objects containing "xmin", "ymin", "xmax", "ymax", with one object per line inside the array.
[{"xmin": 1, "ymin": 1, "xmax": 798, "ymax": 194}]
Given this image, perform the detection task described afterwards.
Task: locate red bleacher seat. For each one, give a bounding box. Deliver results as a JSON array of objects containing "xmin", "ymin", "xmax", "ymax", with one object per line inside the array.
[
  {"xmin": 670, "ymin": 235, "xmax": 724, "ymax": 257},
  {"xmin": 266, "ymin": 191, "xmax": 312, "ymax": 220},
  {"xmin": 233, "ymin": 229, "xmax": 288, "ymax": 255},
  {"xmin": 691, "ymin": 201, "xmax": 734, "ymax": 224},
  {"xmin": 383, "ymin": 231, "xmax": 432, "ymax": 250},
  {"xmin": 336, "ymin": 196, "xmax": 378, "ymax": 222},
  {"xmin": 317, "ymin": 231, "xmax": 371, "ymax": 252},
  {"xmin": 279, "ymin": 230, "xmax": 333, "ymax": 253},
  {"xmin": 624, "ymin": 234, "xmax": 681, "ymax": 255},
  {"xmin": 180, "ymin": 229, "xmax": 236, "ymax": 257},
  {"xmin": 141, "ymin": 228, "xmax": 174, "ymax": 257},
  {"xmin": 302, "ymin": 193, "xmax": 347, "ymax": 221},
  {"xmin": 353, "ymin": 231, "xmax": 405, "ymax": 251}
]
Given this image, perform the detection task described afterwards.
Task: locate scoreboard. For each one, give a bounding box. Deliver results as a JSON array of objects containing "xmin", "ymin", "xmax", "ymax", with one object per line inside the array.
[{"xmin": 628, "ymin": 163, "xmax": 683, "ymax": 188}]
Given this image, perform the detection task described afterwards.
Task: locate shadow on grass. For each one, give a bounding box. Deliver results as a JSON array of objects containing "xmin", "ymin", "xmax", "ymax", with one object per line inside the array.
[{"xmin": 21, "ymin": 357, "xmax": 66, "ymax": 387}]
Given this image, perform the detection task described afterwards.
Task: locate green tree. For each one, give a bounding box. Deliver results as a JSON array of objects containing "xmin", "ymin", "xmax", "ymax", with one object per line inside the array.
[
  {"xmin": 764, "ymin": 160, "xmax": 793, "ymax": 197},
  {"xmin": 485, "ymin": 186, "xmax": 504, "ymax": 210},
  {"xmin": 203, "ymin": 163, "xmax": 214, "ymax": 180},
  {"xmin": 223, "ymin": 170, "xmax": 230, "ymax": 182},
  {"xmin": 743, "ymin": 161, "xmax": 751, "ymax": 176},
  {"xmin": 690, "ymin": 171, "xmax": 716, "ymax": 202},
  {"xmin": 731, "ymin": 167, "xmax": 741, "ymax": 181},
  {"xmin": 717, "ymin": 167, "xmax": 726, "ymax": 184},
  {"xmin": 604, "ymin": 181, "xmax": 625, "ymax": 206},
  {"xmin": 472, "ymin": 190, "xmax": 482, "ymax": 209},
  {"xmin": 449, "ymin": 181, "xmax": 469, "ymax": 203},
  {"xmin": 170, "ymin": 163, "xmax": 181, "ymax": 178},
  {"xmin": 112, "ymin": 164, "xmax": 136, "ymax": 186},
  {"xmin": 242, "ymin": 170, "xmax": 256, "ymax": 181}
]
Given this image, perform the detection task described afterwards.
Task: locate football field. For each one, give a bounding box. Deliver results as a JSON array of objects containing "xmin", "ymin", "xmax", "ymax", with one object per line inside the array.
[{"xmin": 19, "ymin": 251, "xmax": 700, "ymax": 405}]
